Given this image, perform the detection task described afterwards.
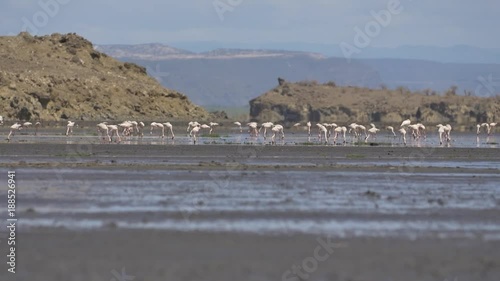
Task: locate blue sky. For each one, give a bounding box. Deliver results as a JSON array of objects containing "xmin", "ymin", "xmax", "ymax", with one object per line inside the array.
[{"xmin": 1, "ymin": 0, "xmax": 498, "ymax": 48}]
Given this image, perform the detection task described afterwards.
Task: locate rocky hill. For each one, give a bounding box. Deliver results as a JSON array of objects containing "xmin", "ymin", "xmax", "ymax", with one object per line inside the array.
[
  {"xmin": 0, "ymin": 32, "xmax": 209, "ymax": 121},
  {"xmin": 249, "ymin": 80, "xmax": 500, "ymax": 126}
]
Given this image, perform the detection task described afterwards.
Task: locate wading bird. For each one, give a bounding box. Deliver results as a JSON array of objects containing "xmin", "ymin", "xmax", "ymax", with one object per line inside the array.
[
  {"xmin": 190, "ymin": 124, "xmax": 201, "ymax": 144},
  {"xmin": 398, "ymin": 128, "xmax": 407, "ymax": 146},
  {"xmin": 0, "ymin": 115, "xmax": 3, "ymax": 125},
  {"xmin": 416, "ymin": 123, "xmax": 426, "ymax": 139},
  {"xmin": 97, "ymin": 122, "xmax": 111, "ymax": 142},
  {"xmin": 187, "ymin": 121, "xmax": 200, "ymax": 133},
  {"xmin": 118, "ymin": 121, "xmax": 134, "ymax": 137},
  {"xmin": 437, "ymin": 125, "xmax": 447, "ymax": 145},
  {"xmin": 270, "ymin": 124, "xmax": 285, "ymax": 144},
  {"xmin": 489, "ymin": 123, "xmax": 497, "ymax": 135},
  {"xmin": 348, "ymin": 123, "xmax": 357, "ymax": 138},
  {"xmin": 333, "ymin": 126, "xmax": 347, "ymax": 144},
  {"xmin": 355, "ymin": 124, "xmax": 367, "ymax": 140},
  {"xmin": 163, "ymin": 122, "xmax": 175, "ymax": 139},
  {"xmin": 259, "ymin": 122, "xmax": 274, "ymax": 139},
  {"xmin": 306, "ymin": 121, "xmax": 311, "ymax": 136},
  {"xmin": 200, "ymin": 124, "xmax": 211, "ymax": 134},
  {"xmin": 66, "ymin": 121, "xmax": 76, "ymax": 136},
  {"xmin": 477, "ymin": 124, "xmax": 483, "ymax": 135},
  {"xmin": 34, "ymin": 122, "xmax": 41, "ymax": 135},
  {"xmin": 386, "ymin": 126, "xmax": 396, "ymax": 137},
  {"xmin": 150, "ymin": 122, "xmax": 165, "ymax": 138},
  {"xmin": 408, "ymin": 124, "xmax": 421, "ymax": 140},
  {"xmin": 316, "ymin": 123, "xmax": 328, "ymax": 143},
  {"xmin": 400, "ymin": 119, "xmax": 411, "ymax": 128},
  {"xmin": 365, "ymin": 124, "xmax": 380, "ymax": 142},
  {"xmin": 209, "ymin": 122, "xmax": 219, "ymax": 134},
  {"xmin": 138, "ymin": 122, "xmax": 145, "ymax": 137},
  {"xmin": 437, "ymin": 124, "xmax": 452, "ymax": 144},
  {"xmin": 7, "ymin": 123, "xmax": 23, "ymax": 141},
  {"xmin": 482, "ymin": 122, "xmax": 497, "ymax": 135},
  {"xmin": 247, "ymin": 122, "xmax": 258, "ymax": 137},
  {"xmin": 22, "ymin": 122, "xmax": 32, "ymax": 134},
  {"xmin": 234, "ymin": 121, "xmax": 242, "ymax": 133},
  {"xmin": 107, "ymin": 124, "xmax": 121, "ymax": 143}
]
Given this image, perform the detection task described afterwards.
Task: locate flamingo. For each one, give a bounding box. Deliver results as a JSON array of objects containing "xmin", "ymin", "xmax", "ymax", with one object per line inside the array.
[
  {"xmin": 118, "ymin": 121, "xmax": 134, "ymax": 137},
  {"xmin": 34, "ymin": 122, "xmax": 41, "ymax": 135},
  {"xmin": 129, "ymin": 121, "xmax": 139, "ymax": 135},
  {"xmin": 306, "ymin": 121, "xmax": 311, "ymax": 136},
  {"xmin": 386, "ymin": 126, "xmax": 396, "ymax": 137},
  {"xmin": 66, "ymin": 121, "xmax": 76, "ymax": 136},
  {"xmin": 209, "ymin": 122, "xmax": 219, "ymax": 134},
  {"xmin": 365, "ymin": 125, "xmax": 380, "ymax": 142},
  {"xmin": 138, "ymin": 122, "xmax": 145, "ymax": 137},
  {"xmin": 190, "ymin": 124, "xmax": 201, "ymax": 143},
  {"xmin": 97, "ymin": 122, "xmax": 111, "ymax": 142},
  {"xmin": 270, "ymin": 124, "xmax": 285, "ymax": 144},
  {"xmin": 247, "ymin": 122, "xmax": 258, "ymax": 137},
  {"xmin": 355, "ymin": 124, "xmax": 367, "ymax": 140},
  {"xmin": 7, "ymin": 123, "xmax": 23, "ymax": 141},
  {"xmin": 437, "ymin": 125, "xmax": 447, "ymax": 145},
  {"xmin": 316, "ymin": 123, "xmax": 328, "ymax": 143},
  {"xmin": 400, "ymin": 119, "xmax": 411, "ymax": 128},
  {"xmin": 444, "ymin": 124, "xmax": 452, "ymax": 141},
  {"xmin": 0, "ymin": 115, "xmax": 3, "ymax": 125},
  {"xmin": 22, "ymin": 122, "xmax": 32, "ymax": 134},
  {"xmin": 408, "ymin": 124, "xmax": 420, "ymax": 140},
  {"xmin": 200, "ymin": 124, "xmax": 211, "ymax": 133},
  {"xmin": 187, "ymin": 121, "xmax": 200, "ymax": 133},
  {"xmin": 163, "ymin": 122, "xmax": 175, "ymax": 139},
  {"xmin": 480, "ymin": 123, "xmax": 490, "ymax": 133},
  {"xmin": 322, "ymin": 123, "xmax": 337, "ymax": 138},
  {"xmin": 107, "ymin": 124, "xmax": 121, "ymax": 143},
  {"xmin": 437, "ymin": 124, "xmax": 452, "ymax": 144},
  {"xmin": 398, "ymin": 128, "xmax": 407, "ymax": 146},
  {"xmin": 489, "ymin": 123, "xmax": 497, "ymax": 135},
  {"xmin": 234, "ymin": 121, "xmax": 242, "ymax": 133},
  {"xmin": 259, "ymin": 122, "xmax": 274, "ymax": 139},
  {"xmin": 416, "ymin": 123, "xmax": 426, "ymax": 139},
  {"xmin": 150, "ymin": 122, "xmax": 165, "ymax": 138},
  {"xmin": 328, "ymin": 123, "xmax": 338, "ymax": 137},
  {"xmin": 333, "ymin": 126, "xmax": 347, "ymax": 144},
  {"xmin": 477, "ymin": 124, "xmax": 483, "ymax": 135},
  {"xmin": 293, "ymin": 122, "xmax": 301, "ymax": 128},
  {"xmin": 348, "ymin": 123, "xmax": 359, "ymax": 139}
]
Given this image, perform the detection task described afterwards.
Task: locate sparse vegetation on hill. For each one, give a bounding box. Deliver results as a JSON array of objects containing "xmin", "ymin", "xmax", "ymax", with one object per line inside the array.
[
  {"xmin": 0, "ymin": 32, "xmax": 209, "ymax": 121},
  {"xmin": 250, "ymin": 80, "xmax": 499, "ymax": 125}
]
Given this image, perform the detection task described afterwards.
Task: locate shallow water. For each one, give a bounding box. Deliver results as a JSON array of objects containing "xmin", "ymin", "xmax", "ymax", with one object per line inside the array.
[
  {"xmin": 2, "ymin": 127, "xmax": 499, "ymax": 148},
  {"xmin": 2, "ymin": 126, "xmax": 499, "ymax": 240}
]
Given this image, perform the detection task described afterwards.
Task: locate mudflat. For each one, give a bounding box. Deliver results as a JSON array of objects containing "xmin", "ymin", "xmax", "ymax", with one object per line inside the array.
[{"xmin": 0, "ymin": 143, "xmax": 499, "ymax": 281}]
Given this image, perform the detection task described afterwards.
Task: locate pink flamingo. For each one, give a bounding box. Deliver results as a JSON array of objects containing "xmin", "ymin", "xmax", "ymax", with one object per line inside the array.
[
  {"xmin": 7, "ymin": 123, "xmax": 23, "ymax": 141},
  {"xmin": 163, "ymin": 122, "xmax": 175, "ymax": 139},
  {"xmin": 66, "ymin": 121, "xmax": 76, "ymax": 136}
]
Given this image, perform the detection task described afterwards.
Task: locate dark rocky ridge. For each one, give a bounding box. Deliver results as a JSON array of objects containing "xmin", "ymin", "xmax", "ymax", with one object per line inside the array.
[{"xmin": 249, "ymin": 80, "xmax": 499, "ymax": 126}]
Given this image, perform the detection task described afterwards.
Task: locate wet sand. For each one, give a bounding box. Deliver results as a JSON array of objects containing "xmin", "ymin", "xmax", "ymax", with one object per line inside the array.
[{"xmin": 0, "ymin": 143, "xmax": 499, "ymax": 280}]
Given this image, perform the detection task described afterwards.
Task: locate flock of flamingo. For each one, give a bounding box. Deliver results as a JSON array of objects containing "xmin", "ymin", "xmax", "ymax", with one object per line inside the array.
[{"xmin": 0, "ymin": 114, "xmax": 497, "ymax": 146}]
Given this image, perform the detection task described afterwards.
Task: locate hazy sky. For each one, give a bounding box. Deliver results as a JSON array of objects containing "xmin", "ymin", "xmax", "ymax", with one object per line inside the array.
[{"xmin": 1, "ymin": 0, "xmax": 498, "ymax": 48}]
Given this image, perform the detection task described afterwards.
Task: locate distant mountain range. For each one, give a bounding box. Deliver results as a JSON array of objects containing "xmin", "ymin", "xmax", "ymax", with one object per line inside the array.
[
  {"xmin": 95, "ymin": 43, "xmax": 500, "ymax": 107},
  {"xmin": 153, "ymin": 42, "xmax": 500, "ymax": 64}
]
